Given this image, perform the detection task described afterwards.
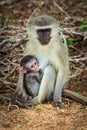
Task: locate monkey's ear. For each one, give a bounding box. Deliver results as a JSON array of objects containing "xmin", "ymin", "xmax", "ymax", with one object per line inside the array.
[{"xmin": 20, "ymin": 66, "xmax": 27, "ymax": 73}]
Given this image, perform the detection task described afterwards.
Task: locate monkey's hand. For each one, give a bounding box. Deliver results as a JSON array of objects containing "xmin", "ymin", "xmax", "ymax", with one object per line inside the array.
[
  {"xmin": 20, "ymin": 96, "xmax": 39, "ymax": 108},
  {"xmin": 10, "ymin": 92, "xmax": 23, "ymax": 104},
  {"xmin": 20, "ymin": 96, "xmax": 35, "ymax": 108},
  {"xmin": 29, "ymin": 77, "xmax": 36, "ymax": 83}
]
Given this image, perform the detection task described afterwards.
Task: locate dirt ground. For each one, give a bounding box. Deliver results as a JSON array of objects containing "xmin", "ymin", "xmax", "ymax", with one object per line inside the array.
[
  {"xmin": 0, "ymin": 103, "xmax": 87, "ymax": 130},
  {"xmin": 0, "ymin": 0, "xmax": 87, "ymax": 130}
]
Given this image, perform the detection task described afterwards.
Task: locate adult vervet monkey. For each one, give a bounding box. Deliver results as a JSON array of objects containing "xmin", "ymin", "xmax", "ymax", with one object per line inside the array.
[{"xmin": 16, "ymin": 15, "xmax": 69, "ymax": 108}]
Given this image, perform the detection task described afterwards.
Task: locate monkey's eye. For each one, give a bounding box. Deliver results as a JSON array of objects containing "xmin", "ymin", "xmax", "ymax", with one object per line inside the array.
[
  {"xmin": 31, "ymin": 65, "xmax": 34, "ymax": 68},
  {"xmin": 34, "ymin": 62, "xmax": 36, "ymax": 65}
]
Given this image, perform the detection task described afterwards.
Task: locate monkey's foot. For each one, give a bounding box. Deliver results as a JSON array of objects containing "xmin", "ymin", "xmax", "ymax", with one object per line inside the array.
[
  {"xmin": 20, "ymin": 102, "xmax": 32, "ymax": 108},
  {"xmin": 20, "ymin": 97, "xmax": 33, "ymax": 108},
  {"xmin": 52, "ymin": 102, "xmax": 64, "ymax": 108}
]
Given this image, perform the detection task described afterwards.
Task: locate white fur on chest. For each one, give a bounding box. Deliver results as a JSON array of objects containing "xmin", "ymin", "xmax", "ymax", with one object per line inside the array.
[
  {"xmin": 35, "ymin": 45, "xmax": 60, "ymax": 71},
  {"xmin": 36, "ymin": 50, "xmax": 49, "ymax": 70}
]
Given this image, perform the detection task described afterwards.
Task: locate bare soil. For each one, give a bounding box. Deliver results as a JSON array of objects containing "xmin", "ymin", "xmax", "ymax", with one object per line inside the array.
[{"xmin": 0, "ymin": 0, "xmax": 87, "ymax": 130}]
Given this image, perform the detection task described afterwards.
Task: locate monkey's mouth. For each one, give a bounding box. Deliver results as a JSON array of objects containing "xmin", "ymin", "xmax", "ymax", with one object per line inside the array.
[{"xmin": 38, "ymin": 37, "xmax": 51, "ymax": 45}]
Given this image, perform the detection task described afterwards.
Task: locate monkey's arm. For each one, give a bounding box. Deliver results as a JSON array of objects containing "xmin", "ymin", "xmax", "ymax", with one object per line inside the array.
[
  {"xmin": 15, "ymin": 71, "xmax": 24, "ymax": 95},
  {"xmin": 27, "ymin": 72, "xmax": 40, "ymax": 78},
  {"xmin": 35, "ymin": 72, "xmax": 43, "ymax": 83},
  {"xmin": 27, "ymin": 72, "xmax": 42, "ymax": 83}
]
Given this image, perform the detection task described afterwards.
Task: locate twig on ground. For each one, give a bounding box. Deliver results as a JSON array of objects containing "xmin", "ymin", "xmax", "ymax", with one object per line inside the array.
[
  {"xmin": 0, "ymin": 0, "xmax": 23, "ymax": 6},
  {"xmin": 8, "ymin": 102, "xmax": 19, "ymax": 111},
  {"xmin": 4, "ymin": 66, "xmax": 17, "ymax": 80},
  {"xmin": 4, "ymin": 81, "xmax": 17, "ymax": 88},
  {"xmin": 70, "ymin": 56, "xmax": 87, "ymax": 63},
  {"xmin": 0, "ymin": 111, "xmax": 7, "ymax": 117},
  {"xmin": 69, "ymin": 69, "xmax": 83, "ymax": 78},
  {"xmin": 69, "ymin": 45, "xmax": 82, "ymax": 53},
  {"xmin": 62, "ymin": 28, "xmax": 87, "ymax": 40},
  {"xmin": 71, "ymin": 53, "xmax": 85, "ymax": 59},
  {"xmin": 0, "ymin": 0, "xmax": 14, "ymax": 6},
  {"xmin": 0, "ymin": 95, "xmax": 10, "ymax": 101},
  {"xmin": 53, "ymin": 1, "xmax": 69, "ymax": 17},
  {"xmin": 27, "ymin": 7, "xmax": 40, "ymax": 25}
]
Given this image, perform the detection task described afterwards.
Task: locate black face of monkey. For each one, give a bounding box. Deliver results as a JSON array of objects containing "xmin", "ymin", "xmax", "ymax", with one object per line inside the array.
[{"xmin": 37, "ymin": 28, "xmax": 51, "ymax": 45}]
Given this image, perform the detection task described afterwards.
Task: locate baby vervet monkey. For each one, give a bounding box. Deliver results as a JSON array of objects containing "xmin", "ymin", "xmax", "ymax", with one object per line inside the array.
[
  {"xmin": 20, "ymin": 55, "xmax": 43, "ymax": 98},
  {"xmin": 8, "ymin": 55, "xmax": 43, "ymax": 110}
]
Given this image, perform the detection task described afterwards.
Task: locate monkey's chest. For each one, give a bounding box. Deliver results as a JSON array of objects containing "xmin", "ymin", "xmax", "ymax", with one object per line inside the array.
[
  {"xmin": 36, "ymin": 51, "xmax": 49, "ymax": 70},
  {"xmin": 35, "ymin": 48, "xmax": 59, "ymax": 70}
]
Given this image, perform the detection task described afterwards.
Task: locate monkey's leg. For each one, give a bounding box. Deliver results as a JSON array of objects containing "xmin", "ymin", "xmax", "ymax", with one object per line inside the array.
[
  {"xmin": 53, "ymin": 69, "xmax": 65, "ymax": 108},
  {"xmin": 16, "ymin": 71, "xmax": 24, "ymax": 96},
  {"xmin": 38, "ymin": 65, "xmax": 56, "ymax": 102},
  {"xmin": 17, "ymin": 81, "xmax": 40, "ymax": 108}
]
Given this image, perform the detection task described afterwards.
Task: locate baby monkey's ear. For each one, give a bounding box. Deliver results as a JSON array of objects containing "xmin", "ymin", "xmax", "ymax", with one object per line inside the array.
[{"xmin": 20, "ymin": 66, "xmax": 27, "ymax": 73}]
